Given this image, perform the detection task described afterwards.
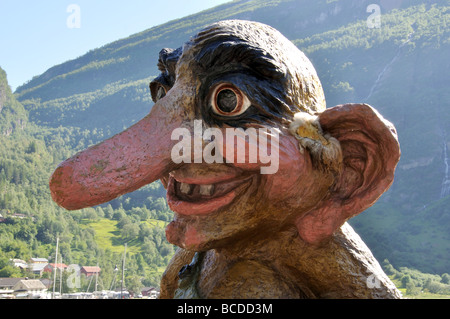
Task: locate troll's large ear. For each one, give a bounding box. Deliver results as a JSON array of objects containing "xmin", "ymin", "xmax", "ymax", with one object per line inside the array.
[{"xmin": 295, "ymin": 103, "xmax": 400, "ymax": 245}]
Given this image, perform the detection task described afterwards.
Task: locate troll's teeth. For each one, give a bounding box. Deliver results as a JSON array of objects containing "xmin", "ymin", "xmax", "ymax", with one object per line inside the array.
[
  {"xmin": 199, "ymin": 184, "xmax": 214, "ymax": 196},
  {"xmin": 180, "ymin": 182, "xmax": 193, "ymax": 194}
]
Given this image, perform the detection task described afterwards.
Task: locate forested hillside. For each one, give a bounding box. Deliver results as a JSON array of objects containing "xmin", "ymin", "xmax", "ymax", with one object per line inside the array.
[
  {"xmin": 1, "ymin": 0, "xmax": 449, "ymax": 294},
  {"xmin": 0, "ymin": 68, "xmax": 174, "ymax": 292}
]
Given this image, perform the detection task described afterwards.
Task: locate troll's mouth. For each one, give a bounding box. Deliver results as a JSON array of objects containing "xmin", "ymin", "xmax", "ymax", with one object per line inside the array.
[{"xmin": 166, "ymin": 173, "xmax": 254, "ymax": 215}]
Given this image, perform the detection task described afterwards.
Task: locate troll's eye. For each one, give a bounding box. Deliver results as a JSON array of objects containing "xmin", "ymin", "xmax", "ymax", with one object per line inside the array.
[
  {"xmin": 155, "ymin": 85, "xmax": 166, "ymax": 101},
  {"xmin": 210, "ymin": 84, "xmax": 251, "ymax": 116},
  {"xmin": 149, "ymin": 79, "xmax": 169, "ymax": 103}
]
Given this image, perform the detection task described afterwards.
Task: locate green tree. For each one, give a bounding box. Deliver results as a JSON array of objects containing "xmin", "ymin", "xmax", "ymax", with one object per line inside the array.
[
  {"xmin": 138, "ymin": 223, "xmax": 152, "ymax": 241},
  {"xmin": 0, "ymin": 264, "xmax": 22, "ymax": 277},
  {"xmin": 401, "ymin": 274, "xmax": 412, "ymax": 288},
  {"xmin": 126, "ymin": 275, "xmax": 143, "ymax": 296},
  {"xmin": 406, "ymin": 282, "xmax": 421, "ymax": 296},
  {"xmin": 121, "ymin": 223, "xmax": 139, "ymax": 241}
]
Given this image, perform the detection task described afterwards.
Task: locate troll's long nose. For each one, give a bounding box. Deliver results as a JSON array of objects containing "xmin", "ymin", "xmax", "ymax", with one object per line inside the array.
[{"xmin": 49, "ymin": 102, "xmax": 182, "ymax": 210}]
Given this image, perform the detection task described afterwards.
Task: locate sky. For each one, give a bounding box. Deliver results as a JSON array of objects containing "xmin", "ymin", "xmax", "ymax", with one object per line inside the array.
[{"xmin": 0, "ymin": 0, "xmax": 230, "ymax": 91}]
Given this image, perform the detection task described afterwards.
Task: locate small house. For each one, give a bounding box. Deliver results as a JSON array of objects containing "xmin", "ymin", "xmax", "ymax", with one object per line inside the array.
[
  {"xmin": 0, "ymin": 278, "xmax": 24, "ymax": 290},
  {"xmin": 10, "ymin": 259, "xmax": 28, "ymax": 269},
  {"xmin": 80, "ymin": 266, "xmax": 101, "ymax": 277},
  {"xmin": 142, "ymin": 287, "xmax": 159, "ymax": 298},
  {"xmin": 13, "ymin": 279, "xmax": 47, "ymax": 296},
  {"xmin": 30, "ymin": 263, "xmax": 47, "ymax": 276},
  {"xmin": 29, "ymin": 257, "xmax": 48, "ymax": 264}
]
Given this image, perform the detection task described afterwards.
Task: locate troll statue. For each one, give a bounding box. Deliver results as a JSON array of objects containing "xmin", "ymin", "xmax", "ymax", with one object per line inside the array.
[{"xmin": 50, "ymin": 20, "xmax": 402, "ymax": 299}]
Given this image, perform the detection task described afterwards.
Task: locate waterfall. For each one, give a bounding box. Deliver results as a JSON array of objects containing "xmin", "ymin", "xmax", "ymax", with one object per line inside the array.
[
  {"xmin": 364, "ymin": 51, "xmax": 401, "ymax": 100},
  {"xmin": 441, "ymin": 134, "xmax": 450, "ymax": 198},
  {"xmin": 364, "ymin": 31, "xmax": 415, "ymax": 101}
]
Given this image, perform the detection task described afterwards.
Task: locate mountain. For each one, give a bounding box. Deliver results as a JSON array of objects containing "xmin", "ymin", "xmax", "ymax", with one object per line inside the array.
[
  {"xmin": 4, "ymin": 0, "xmax": 450, "ymax": 277},
  {"xmin": 0, "ymin": 68, "xmax": 173, "ymax": 290},
  {"xmin": 0, "ymin": 68, "xmax": 27, "ymax": 136}
]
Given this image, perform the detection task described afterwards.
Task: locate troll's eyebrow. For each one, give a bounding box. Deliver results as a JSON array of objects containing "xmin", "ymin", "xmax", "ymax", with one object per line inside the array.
[
  {"xmin": 150, "ymin": 47, "xmax": 182, "ymax": 102},
  {"xmin": 192, "ymin": 36, "xmax": 286, "ymax": 81},
  {"xmin": 157, "ymin": 47, "xmax": 182, "ymax": 84}
]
